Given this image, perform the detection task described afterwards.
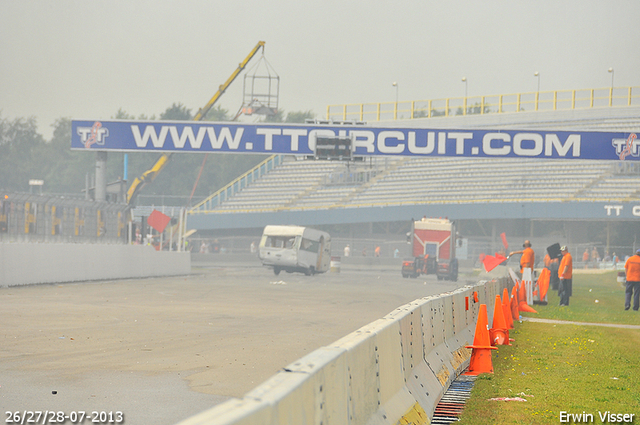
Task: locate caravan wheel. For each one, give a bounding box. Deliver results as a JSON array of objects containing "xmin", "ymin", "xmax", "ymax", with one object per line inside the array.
[{"xmin": 273, "ymin": 267, "xmax": 281, "ymax": 276}]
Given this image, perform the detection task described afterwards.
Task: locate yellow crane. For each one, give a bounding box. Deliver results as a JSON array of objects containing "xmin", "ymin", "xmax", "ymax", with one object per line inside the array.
[{"xmin": 126, "ymin": 41, "xmax": 266, "ymax": 205}]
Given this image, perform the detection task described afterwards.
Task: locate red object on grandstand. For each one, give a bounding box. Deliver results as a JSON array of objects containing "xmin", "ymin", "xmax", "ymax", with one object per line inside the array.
[{"xmin": 147, "ymin": 209, "xmax": 171, "ymax": 233}]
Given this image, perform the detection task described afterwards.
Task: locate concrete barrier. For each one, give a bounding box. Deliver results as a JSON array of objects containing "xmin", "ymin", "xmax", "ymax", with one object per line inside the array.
[
  {"xmin": 0, "ymin": 243, "xmax": 190, "ymax": 287},
  {"xmin": 178, "ymin": 277, "xmax": 509, "ymax": 425}
]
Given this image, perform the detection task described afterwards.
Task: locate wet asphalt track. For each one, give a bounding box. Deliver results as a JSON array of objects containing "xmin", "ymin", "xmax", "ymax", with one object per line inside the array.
[{"xmin": 0, "ymin": 261, "xmax": 474, "ymax": 425}]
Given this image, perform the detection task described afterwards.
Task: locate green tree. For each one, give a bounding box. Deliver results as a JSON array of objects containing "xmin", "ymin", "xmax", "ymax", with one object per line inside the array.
[
  {"xmin": 430, "ymin": 109, "xmax": 449, "ymax": 117},
  {"xmin": 160, "ymin": 103, "xmax": 192, "ymax": 120},
  {"xmin": 468, "ymin": 102, "xmax": 492, "ymax": 115},
  {"xmin": 263, "ymin": 110, "xmax": 285, "ymax": 123},
  {"xmin": 113, "ymin": 108, "xmax": 135, "ymax": 120},
  {"xmin": 204, "ymin": 105, "xmax": 230, "ymax": 121},
  {"xmin": 261, "ymin": 109, "xmax": 315, "ymax": 124},
  {"xmin": 42, "ymin": 118, "xmax": 91, "ymax": 194},
  {"xmin": 285, "ymin": 110, "xmax": 315, "ymax": 123},
  {"xmin": 0, "ymin": 114, "xmax": 46, "ymax": 191}
]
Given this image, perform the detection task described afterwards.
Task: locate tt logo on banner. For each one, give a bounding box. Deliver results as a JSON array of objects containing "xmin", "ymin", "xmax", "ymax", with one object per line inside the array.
[{"xmin": 77, "ymin": 122, "xmax": 109, "ymax": 148}]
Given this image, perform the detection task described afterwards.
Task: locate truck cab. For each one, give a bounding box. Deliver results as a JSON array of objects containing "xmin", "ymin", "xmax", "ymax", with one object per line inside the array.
[{"xmin": 410, "ymin": 218, "xmax": 458, "ymax": 281}]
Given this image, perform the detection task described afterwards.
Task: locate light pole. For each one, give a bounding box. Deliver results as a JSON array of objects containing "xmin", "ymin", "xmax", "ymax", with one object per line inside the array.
[
  {"xmin": 608, "ymin": 68, "xmax": 614, "ymax": 106},
  {"xmin": 608, "ymin": 67, "xmax": 614, "ymax": 89},
  {"xmin": 392, "ymin": 82, "xmax": 399, "ymax": 119},
  {"xmin": 534, "ymin": 72, "xmax": 540, "ymax": 111},
  {"xmin": 461, "ymin": 77, "xmax": 467, "ymax": 114}
]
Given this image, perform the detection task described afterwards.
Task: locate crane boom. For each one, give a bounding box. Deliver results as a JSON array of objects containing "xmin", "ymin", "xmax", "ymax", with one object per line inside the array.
[
  {"xmin": 126, "ymin": 41, "xmax": 266, "ymax": 205},
  {"xmin": 193, "ymin": 41, "xmax": 265, "ymax": 121}
]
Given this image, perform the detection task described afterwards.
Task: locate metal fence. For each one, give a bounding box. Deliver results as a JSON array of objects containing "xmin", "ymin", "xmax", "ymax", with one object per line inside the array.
[
  {"xmin": 327, "ymin": 86, "xmax": 640, "ymax": 122},
  {"xmin": 0, "ymin": 192, "xmax": 128, "ymax": 244}
]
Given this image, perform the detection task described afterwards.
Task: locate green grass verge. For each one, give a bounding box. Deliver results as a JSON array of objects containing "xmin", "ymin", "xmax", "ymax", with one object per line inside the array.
[
  {"xmin": 520, "ymin": 270, "xmax": 637, "ymax": 325},
  {"xmin": 458, "ymin": 271, "xmax": 640, "ymax": 424}
]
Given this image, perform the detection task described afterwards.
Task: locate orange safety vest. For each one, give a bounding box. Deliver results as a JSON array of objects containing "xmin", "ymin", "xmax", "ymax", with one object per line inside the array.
[
  {"xmin": 559, "ymin": 253, "xmax": 573, "ymax": 279},
  {"xmin": 625, "ymin": 255, "xmax": 640, "ymax": 282},
  {"xmin": 520, "ymin": 247, "xmax": 535, "ymax": 270}
]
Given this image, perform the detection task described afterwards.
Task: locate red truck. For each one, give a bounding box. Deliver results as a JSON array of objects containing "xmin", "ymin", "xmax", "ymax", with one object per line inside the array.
[{"xmin": 403, "ymin": 218, "xmax": 459, "ymax": 281}]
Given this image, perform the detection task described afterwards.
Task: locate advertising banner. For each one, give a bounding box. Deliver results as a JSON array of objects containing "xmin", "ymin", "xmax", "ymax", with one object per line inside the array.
[{"xmin": 71, "ymin": 120, "xmax": 639, "ymax": 161}]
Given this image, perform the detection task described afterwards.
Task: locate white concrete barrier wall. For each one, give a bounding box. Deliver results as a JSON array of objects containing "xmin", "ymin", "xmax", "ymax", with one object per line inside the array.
[
  {"xmin": 0, "ymin": 243, "xmax": 190, "ymax": 287},
  {"xmin": 178, "ymin": 277, "xmax": 509, "ymax": 425}
]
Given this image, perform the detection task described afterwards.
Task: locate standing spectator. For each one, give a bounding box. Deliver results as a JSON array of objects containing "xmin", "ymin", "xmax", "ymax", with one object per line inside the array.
[
  {"xmin": 343, "ymin": 244, "xmax": 351, "ymax": 257},
  {"xmin": 582, "ymin": 248, "xmax": 590, "ymax": 269},
  {"xmin": 558, "ymin": 245, "xmax": 573, "ymax": 306},
  {"xmin": 591, "ymin": 247, "xmax": 599, "ymax": 264},
  {"xmin": 623, "ymin": 249, "xmax": 640, "ymax": 311},
  {"xmin": 394, "ymin": 248, "xmax": 400, "ymax": 258},
  {"xmin": 374, "ymin": 246, "xmax": 381, "ymax": 257},
  {"xmin": 211, "ymin": 239, "xmax": 221, "ymax": 253}
]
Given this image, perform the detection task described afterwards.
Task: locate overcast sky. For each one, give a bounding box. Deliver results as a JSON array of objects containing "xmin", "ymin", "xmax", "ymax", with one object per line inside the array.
[{"xmin": 1, "ymin": 0, "xmax": 639, "ymax": 140}]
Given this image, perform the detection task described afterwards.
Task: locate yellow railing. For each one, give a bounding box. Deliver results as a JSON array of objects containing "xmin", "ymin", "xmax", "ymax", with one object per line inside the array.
[
  {"xmin": 327, "ymin": 86, "xmax": 640, "ymax": 122},
  {"xmin": 189, "ymin": 154, "xmax": 282, "ymax": 213}
]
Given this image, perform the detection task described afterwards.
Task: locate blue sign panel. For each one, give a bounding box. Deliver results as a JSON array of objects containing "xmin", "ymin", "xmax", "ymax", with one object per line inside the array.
[{"xmin": 71, "ymin": 119, "xmax": 639, "ymax": 161}]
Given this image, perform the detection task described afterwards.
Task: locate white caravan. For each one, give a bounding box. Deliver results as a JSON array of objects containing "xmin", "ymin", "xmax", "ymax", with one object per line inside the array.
[{"xmin": 259, "ymin": 225, "xmax": 331, "ymax": 275}]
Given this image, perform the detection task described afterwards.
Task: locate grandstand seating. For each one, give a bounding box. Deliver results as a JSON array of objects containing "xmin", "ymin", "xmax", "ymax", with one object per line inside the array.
[
  {"xmin": 349, "ymin": 158, "xmax": 609, "ymax": 205},
  {"xmin": 189, "ymin": 108, "xmax": 640, "ymax": 214},
  {"xmin": 215, "ymin": 160, "xmax": 345, "ymax": 211},
  {"xmin": 205, "ymin": 155, "xmax": 640, "ymax": 212}
]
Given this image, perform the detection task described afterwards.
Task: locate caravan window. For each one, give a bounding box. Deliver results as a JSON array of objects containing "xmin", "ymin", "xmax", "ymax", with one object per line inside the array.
[
  {"xmin": 263, "ymin": 235, "xmax": 300, "ymax": 249},
  {"xmin": 300, "ymin": 238, "xmax": 319, "ymax": 253}
]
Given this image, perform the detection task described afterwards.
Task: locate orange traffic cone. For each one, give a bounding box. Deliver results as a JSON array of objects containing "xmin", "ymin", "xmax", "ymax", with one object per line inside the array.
[
  {"xmin": 519, "ymin": 281, "xmax": 527, "ymax": 304},
  {"xmin": 464, "ymin": 304, "xmax": 497, "ymax": 375},
  {"xmin": 519, "ymin": 300, "xmax": 538, "ymax": 313},
  {"xmin": 490, "ymin": 295, "xmax": 510, "ymax": 346},
  {"xmin": 537, "ymin": 267, "xmax": 550, "ymax": 302},
  {"xmin": 511, "ymin": 286, "xmax": 520, "ymax": 320},
  {"xmin": 502, "ymin": 288, "xmax": 514, "ymax": 329}
]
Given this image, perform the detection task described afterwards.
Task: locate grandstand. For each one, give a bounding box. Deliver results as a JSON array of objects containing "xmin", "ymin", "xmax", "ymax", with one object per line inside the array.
[
  {"xmin": 216, "ymin": 160, "xmax": 343, "ymax": 211},
  {"xmin": 187, "ymin": 106, "xmax": 640, "ymax": 228},
  {"xmin": 206, "ymin": 156, "xmax": 640, "ymax": 211},
  {"xmin": 204, "ymin": 156, "xmax": 640, "ymax": 211}
]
